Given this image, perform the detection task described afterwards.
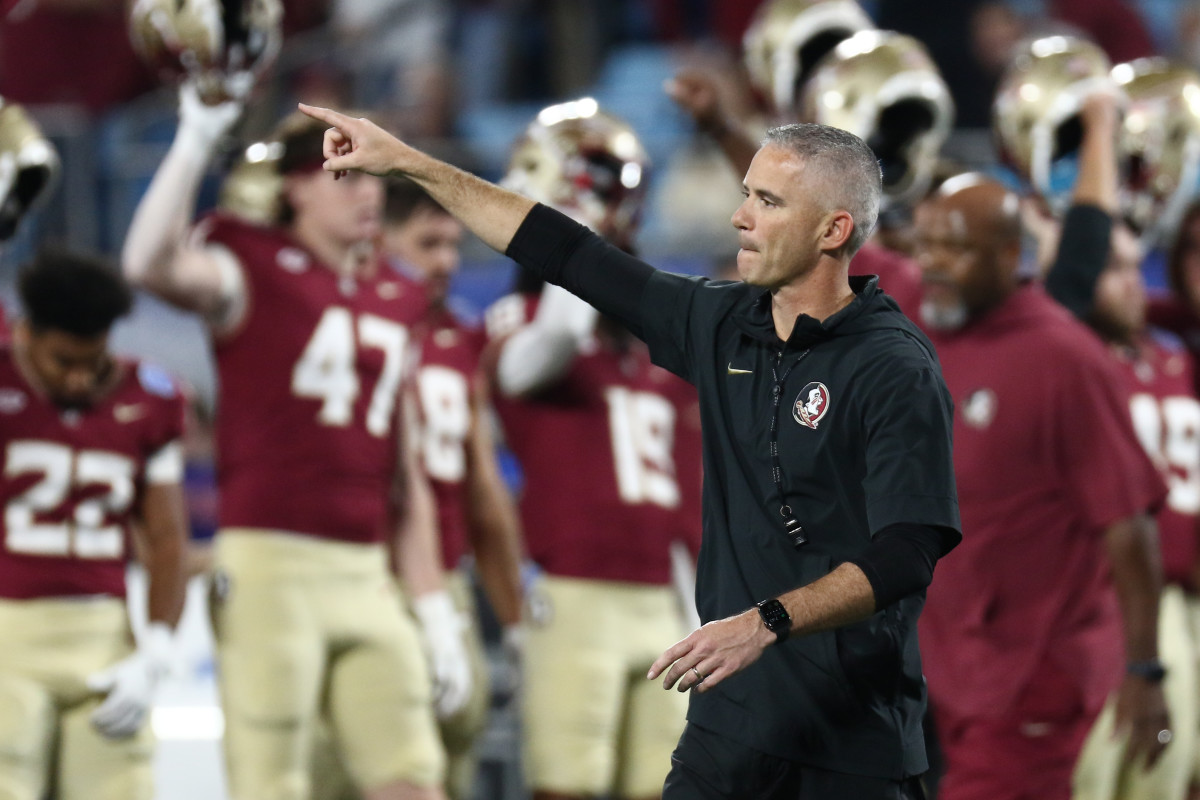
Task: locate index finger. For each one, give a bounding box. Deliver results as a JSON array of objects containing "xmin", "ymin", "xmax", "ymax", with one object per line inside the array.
[{"xmin": 297, "ymin": 102, "xmax": 350, "ymax": 128}]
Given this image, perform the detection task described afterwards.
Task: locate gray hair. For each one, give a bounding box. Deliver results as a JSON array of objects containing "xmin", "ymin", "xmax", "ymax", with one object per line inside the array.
[{"xmin": 762, "ymin": 124, "xmax": 882, "ymax": 256}]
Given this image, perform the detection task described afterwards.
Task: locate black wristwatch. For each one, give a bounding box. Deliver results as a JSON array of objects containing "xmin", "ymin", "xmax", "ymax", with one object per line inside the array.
[
  {"xmin": 756, "ymin": 598, "xmax": 791, "ymax": 644},
  {"xmin": 1127, "ymin": 659, "xmax": 1168, "ymax": 683}
]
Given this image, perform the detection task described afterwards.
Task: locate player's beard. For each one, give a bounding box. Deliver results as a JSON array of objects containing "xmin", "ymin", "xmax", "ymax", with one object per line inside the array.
[{"xmin": 920, "ymin": 297, "xmax": 968, "ymax": 331}]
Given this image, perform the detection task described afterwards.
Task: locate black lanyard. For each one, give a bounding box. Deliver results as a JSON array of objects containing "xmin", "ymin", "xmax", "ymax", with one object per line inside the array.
[{"xmin": 770, "ymin": 348, "xmax": 810, "ymax": 549}]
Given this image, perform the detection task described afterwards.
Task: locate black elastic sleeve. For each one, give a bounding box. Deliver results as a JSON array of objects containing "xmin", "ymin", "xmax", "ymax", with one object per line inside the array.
[
  {"xmin": 1043, "ymin": 203, "xmax": 1113, "ymax": 320},
  {"xmin": 506, "ymin": 203, "xmax": 657, "ymax": 337},
  {"xmin": 847, "ymin": 522, "xmax": 961, "ymax": 610}
]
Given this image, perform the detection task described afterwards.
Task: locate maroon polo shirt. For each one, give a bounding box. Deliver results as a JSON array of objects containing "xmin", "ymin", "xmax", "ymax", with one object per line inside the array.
[
  {"xmin": 920, "ymin": 284, "xmax": 1166, "ymax": 721},
  {"xmin": 850, "ymin": 242, "xmax": 922, "ymax": 319}
]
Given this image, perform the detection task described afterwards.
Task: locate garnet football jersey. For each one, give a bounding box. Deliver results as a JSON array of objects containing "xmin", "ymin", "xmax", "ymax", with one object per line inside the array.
[
  {"xmin": 1112, "ymin": 330, "xmax": 1200, "ymax": 589},
  {"xmin": 411, "ymin": 299, "xmax": 488, "ymax": 570},
  {"xmin": 920, "ymin": 285, "xmax": 1167, "ymax": 720},
  {"xmin": 198, "ymin": 213, "xmax": 428, "ymax": 544},
  {"xmin": 486, "ymin": 292, "xmax": 701, "ymax": 585},
  {"xmin": 1146, "ymin": 295, "xmax": 1200, "ymax": 396},
  {"xmin": 0, "ymin": 348, "xmax": 185, "ymax": 599}
]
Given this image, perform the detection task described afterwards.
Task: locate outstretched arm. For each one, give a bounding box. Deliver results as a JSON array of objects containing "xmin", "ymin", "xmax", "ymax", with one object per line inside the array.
[
  {"xmin": 298, "ymin": 104, "xmax": 662, "ymax": 340},
  {"xmin": 297, "ymin": 104, "xmax": 535, "ymax": 254}
]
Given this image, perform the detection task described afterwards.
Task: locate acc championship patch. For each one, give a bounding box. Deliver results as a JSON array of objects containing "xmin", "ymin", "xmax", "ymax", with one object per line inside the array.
[
  {"xmin": 138, "ymin": 363, "xmax": 178, "ymax": 398},
  {"xmin": 793, "ymin": 382, "xmax": 830, "ymax": 429}
]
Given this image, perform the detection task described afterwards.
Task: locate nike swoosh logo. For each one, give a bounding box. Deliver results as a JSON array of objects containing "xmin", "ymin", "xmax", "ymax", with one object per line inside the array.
[
  {"xmin": 727, "ymin": 364, "xmax": 753, "ymax": 375},
  {"xmin": 113, "ymin": 403, "xmax": 146, "ymax": 423}
]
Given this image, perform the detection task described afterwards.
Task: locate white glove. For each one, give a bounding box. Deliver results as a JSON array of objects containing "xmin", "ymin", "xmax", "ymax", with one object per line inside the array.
[
  {"xmin": 497, "ymin": 623, "xmax": 525, "ymax": 706},
  {"xmin": 177, "ymin": 79, "xmax": 244, "ymax": 156},
  {"xmin": 85, "ymin": 622, "xmax": 174, "ymax": 739},
  {"xmin": 413, "ymin": 591, "xmax": 472, "ymax": 720}
]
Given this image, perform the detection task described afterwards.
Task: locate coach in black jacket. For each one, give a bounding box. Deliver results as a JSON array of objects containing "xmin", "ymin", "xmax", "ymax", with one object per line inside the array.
[{"xmin": 299, "ymin": 103, "xmax": 962, "ymax": 800}]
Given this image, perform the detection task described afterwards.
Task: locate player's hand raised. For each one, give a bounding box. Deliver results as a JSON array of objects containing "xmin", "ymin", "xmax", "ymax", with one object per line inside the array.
[
  {"xmin": 664, "ymin": 71, "xmax": 727, "ymax": 136},
  {"xmin": 179, "ymin": 79, "xmax": 244, "ymax": 151},
  {"xmin": 297, "ymin": 103, "xmax": 413, "ymax": 181}
]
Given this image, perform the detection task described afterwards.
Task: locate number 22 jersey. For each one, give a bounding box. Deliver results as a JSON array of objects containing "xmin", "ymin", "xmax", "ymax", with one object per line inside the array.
[
  {"xmin": 0, "ymin": 348, "xmax": 185, "ymax": 599},
  {"xmin": 199, "ymin": 214, "xmax": 428, "ymax": 544}
]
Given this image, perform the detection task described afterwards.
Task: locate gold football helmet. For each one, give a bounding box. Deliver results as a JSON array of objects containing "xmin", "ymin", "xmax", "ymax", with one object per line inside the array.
[
  {"xmin": 129, "ymin": 0, "xmax": 282, "ymax": 101},
  {"xmin": 743, "ymin": 0, "xmax": 874, "ymax": 116},
  {"xmin": 503, "ymin": 98, "xmax": 649, "ymax": 249},
  {"xmin": 799, "ymin": 30, "xmax": 953, "ymax": 208},
  {"xmin": 1113, "ymin": 58, "xmax": 1200, "ymax": 245},
  {"xmin": 0, "ymin": 98, "xmax": 60, "ymax": 242},
  {"xmin": 993, "ymin": 35, "xmax": 1113, "ymax": 209},
  {"xmin": 218, "ymin": 112, "xmax": 330, "ymax": 225},
  {"xmin": 219, "ymin": 140, "xmax": 284, "ymax": 225}
]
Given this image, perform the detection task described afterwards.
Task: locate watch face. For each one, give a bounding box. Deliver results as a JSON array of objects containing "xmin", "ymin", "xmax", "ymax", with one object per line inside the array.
[{"xmin": 758, "ymin": 598, "xmax": 790, "ymax": 630}]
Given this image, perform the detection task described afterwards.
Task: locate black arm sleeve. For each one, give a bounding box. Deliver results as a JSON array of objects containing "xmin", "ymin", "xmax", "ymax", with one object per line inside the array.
[
  {"xmin": 506, "ymin": 203, "xmax": 657, "ymax": 338},
  {"xmin": 847, "ymin": 522, "xmax": 961, "ymax": 610},
  {"xmin": 1043, "ymin": 203, "xmax": 1113, "ymax": 320}
]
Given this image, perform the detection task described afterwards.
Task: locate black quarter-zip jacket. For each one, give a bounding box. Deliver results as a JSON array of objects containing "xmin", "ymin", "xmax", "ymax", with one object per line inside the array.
[{"xmin": 508, "ymin": 204, "xmax": 961, "ymax": 780}]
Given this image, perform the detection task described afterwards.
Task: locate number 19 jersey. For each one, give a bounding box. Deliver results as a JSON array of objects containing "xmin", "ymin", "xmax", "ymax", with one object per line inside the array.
[
  {"xmin": 486, "ymin": 292, "xmax": 701, "ymax": 585},
  {"xmin": 199, "ymin": 214, "xmax": 428, "ymax": 544}
]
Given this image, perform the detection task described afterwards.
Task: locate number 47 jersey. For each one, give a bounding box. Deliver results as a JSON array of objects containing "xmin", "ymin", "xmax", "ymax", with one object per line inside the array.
[
  {"xmin": 200, "ymin": 214, "xmax": 429, "ymax": 544},
  {"xmin": 0, "ymin": 348, "xmax": 185, "ymax": 600}
]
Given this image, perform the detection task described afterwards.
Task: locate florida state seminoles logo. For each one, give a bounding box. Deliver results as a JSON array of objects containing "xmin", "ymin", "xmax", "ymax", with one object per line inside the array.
[{"xmin": 793, "ymin": 382, "xmax": 830, "ymax": 429}]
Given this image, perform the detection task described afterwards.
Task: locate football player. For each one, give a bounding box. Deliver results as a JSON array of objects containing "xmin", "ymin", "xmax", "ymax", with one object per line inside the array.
[
  {"xmin": 384, "ymin": 177, "xmax": 524, "ymax": 798},
  {"xmin": 0, "ymin": 249, "xmax": 187, "ymax": 800},
  {"xmin": 1003, "ymin": 66, "xmax": 1200, "ymax": 800},
  {"xmin": 666, "ymin": 1, "xmax": 953, "ymax": 316},
  {"xmin": 121, "ymin": 82, "xmax": 466, "ymax": 800},
  {"xmin": 485, "ymin": 99, "xmax": 703, "ymax": 800},
  {"xmin": 1075, "ymin": 223, "xmax": 1200, "ymax": 800},
  {"xmin": 312, "ymin": 179, "xmax": 526, "ymax": 800}
]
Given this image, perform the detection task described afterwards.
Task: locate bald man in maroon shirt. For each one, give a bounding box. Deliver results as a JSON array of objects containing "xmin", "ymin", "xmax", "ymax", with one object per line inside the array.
[{"xmin": 912, "ymin": 174, "xmax": 1170, "ymax": 800}]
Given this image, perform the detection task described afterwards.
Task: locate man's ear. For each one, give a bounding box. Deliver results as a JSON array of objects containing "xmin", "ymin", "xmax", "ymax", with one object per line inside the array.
[{"xmin": 821, "ymin": 210, "xmax": 855, "ymax": 253}]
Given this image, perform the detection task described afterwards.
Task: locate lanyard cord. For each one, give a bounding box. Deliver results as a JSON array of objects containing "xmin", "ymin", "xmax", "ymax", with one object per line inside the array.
[{"xmin": 770, "ymin": 347, "xmax": 811, "ymax": 549}]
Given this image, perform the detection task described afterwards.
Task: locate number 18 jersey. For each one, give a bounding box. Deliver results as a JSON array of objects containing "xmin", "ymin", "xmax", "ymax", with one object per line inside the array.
[{"xmin": 199, "ymin": 214, "xmax": 428, "ymax": 544}]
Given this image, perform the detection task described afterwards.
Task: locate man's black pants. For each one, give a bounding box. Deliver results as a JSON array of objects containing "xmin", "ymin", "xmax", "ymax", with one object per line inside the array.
[{"xmin": 663, "ymin": 723, "xmax": 927, "ymax": 800}]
